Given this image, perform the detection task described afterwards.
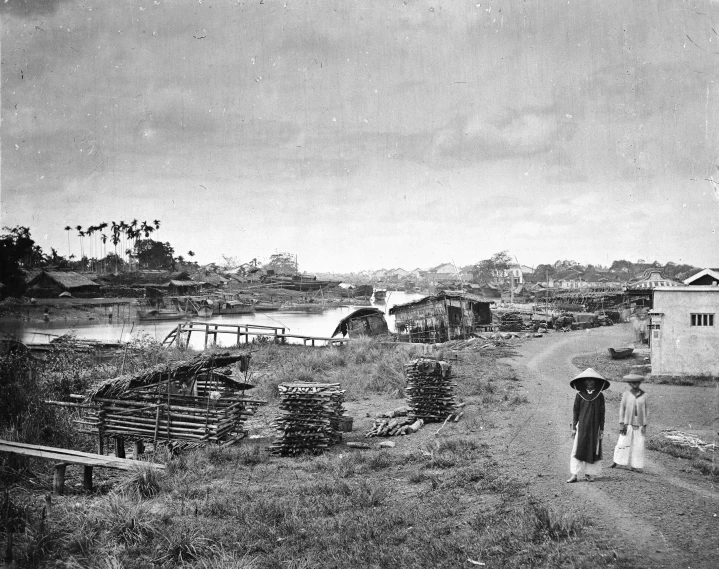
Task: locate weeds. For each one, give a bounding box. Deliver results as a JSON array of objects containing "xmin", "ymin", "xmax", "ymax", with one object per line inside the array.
[
  {"xmin": 154, "ymin": 525, "xmax": 215, "ymax": 566},
  {"xmin": 116, "ymin": 463, "xmax": 164, "ymax": 499},
  {"xmin": 648, "ymin": 437, "xmax": 718, "ymax": 478},
  {"xmin": 97, "ymin": 494, "xmax": 158, "ymax": 546},
  {"xmin": 530, "ymin": 500, "xmax": 589, "ymax": 540}
]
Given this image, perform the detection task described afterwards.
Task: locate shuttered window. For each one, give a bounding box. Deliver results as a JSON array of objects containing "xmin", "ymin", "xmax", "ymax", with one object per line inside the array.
[{"xmin": 690, "ymin": 313, "xmax": 714, "ymax": 327}]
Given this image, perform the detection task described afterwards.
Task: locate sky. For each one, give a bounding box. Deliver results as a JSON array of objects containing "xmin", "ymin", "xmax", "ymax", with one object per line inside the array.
[{"xmin": 3, "ymin": 0, "xmax": 719, "ymax": 273}]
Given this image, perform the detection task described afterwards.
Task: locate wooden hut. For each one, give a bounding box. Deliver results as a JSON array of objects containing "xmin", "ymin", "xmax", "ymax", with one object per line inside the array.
[
  {"xmin": 389, "ymin": 290, "xmax": 492, "ymax": 343},
  {"xmin": 331, "ymin": 307, "xmax": 389, "ymax": 338},
  {"xmin": 82, "ymin": 352, "xmax": 265, "ymax": 450}
]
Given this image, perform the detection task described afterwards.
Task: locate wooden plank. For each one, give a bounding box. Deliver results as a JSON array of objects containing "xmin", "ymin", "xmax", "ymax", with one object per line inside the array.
[{"xmin": 0, "ymin": 441, "xmax": 165, "ymax": 470}]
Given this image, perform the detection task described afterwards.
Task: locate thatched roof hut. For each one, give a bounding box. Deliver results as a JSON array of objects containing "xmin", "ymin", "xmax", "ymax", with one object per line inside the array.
[
  {"xmin": 84, "ymin": 352, "xmax": 264, "ymax": 447},
  {"xmin": 27, "ymin": 271, "xmax": 100, "ymax": 297}
]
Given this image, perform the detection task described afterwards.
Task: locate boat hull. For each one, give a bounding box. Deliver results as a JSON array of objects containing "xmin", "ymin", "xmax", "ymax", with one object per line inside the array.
[{"xmin": 608, "ymin": 347, "xmax": 634, "ymax": 360}]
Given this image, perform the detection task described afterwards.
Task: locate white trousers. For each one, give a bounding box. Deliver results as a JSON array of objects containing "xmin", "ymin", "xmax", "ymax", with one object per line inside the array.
[
  {"xmin": 613, "ymin": 425, "xmax": 645, "ymax": 469},
  {"xmin": 570, "ymin": 430, "xmax": 602, "ymax": 476}
]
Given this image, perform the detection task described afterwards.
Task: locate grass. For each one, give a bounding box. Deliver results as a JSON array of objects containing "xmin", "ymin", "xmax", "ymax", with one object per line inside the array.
[
  {"xmin": 249, "ymin": 338, "xmax": 419, "ymax": 401},
  {"xmin": 647, "ymin": 436, "xmax": 718, "ymax": 478},
  {"xmin": 1, "ymin": 338, "xmax": 623, "ymax": 567},
  {"xmin": 2, "ymin": 436, "xmax": 621, "ymax": 568},
  {"xmin": 572, "ymin": 353, "xmax": 719, "ymax": 387}
]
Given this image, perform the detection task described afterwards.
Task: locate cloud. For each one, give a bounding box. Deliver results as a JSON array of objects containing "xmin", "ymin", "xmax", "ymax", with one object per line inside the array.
[{"xmin": 0, "ymin": 0, "xmax": 70, "ymax": 17}]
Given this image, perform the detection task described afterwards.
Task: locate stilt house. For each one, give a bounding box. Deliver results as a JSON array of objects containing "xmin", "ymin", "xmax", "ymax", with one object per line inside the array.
[{"xmin": 389, "ymin": 290, "xmax": 492, "ymax": 343}]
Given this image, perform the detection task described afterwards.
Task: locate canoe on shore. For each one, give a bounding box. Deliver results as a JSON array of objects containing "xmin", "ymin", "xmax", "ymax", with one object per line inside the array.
[{"xmin": 608, "ymin": 347, "xmax": 634, "ymax": 360}]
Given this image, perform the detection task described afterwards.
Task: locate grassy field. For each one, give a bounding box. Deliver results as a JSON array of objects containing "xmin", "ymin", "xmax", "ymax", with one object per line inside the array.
[{"xmin": 2, "ymin": 338, "xmax": 626, "ymax": 568}]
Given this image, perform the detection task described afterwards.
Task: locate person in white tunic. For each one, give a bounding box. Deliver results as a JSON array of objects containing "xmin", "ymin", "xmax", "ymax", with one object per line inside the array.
[{"xmin": 610, "ymin": 373, "xmax": 648, "ymax": 471}]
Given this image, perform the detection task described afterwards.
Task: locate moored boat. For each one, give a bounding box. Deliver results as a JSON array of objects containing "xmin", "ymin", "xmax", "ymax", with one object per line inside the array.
[
  {"xmin": 608, "ymin": 347, "xmax": 634, "ymax": 360},
  {"xmin": 374, "ymin": 289, "xmax": 387, "ymax": 302},
  {"xmin": 216, "ymin": 300, "xmax": 255, "ymax": 315}
]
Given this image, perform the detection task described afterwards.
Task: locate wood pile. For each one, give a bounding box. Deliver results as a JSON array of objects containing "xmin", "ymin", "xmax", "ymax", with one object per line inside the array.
[
  {"xmin": 404, "ymin": 358, "xmax": 458, "ymax": 423},
  {"xmin": 498, "ymin": 312, "xmax": 524, "ymax": 332},
  {"xmin": 661, "ymin": 430, "xmax": 717, "ymax": 452},
  {"xmin": 366, "ymin": 416, "xmax": 424, "ymax": 437},
  {"xmin": 269, "ymin": 382, "xmax": 345, "ymax": 456}
]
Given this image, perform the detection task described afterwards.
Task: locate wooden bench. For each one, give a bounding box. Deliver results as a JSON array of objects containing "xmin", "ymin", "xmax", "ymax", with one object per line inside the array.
[{"xmin": 0, "ymin": 440, "xmax": 166, "ymax": 495}]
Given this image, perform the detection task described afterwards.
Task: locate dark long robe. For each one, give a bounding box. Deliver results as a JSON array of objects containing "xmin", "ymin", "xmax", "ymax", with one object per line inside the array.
[{"xmin": 572, "ymin": 391, "xmax": 605, "ymax": 463}]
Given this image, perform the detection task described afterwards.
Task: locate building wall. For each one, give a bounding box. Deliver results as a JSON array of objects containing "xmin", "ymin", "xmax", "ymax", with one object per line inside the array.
[{"xmin": 651, "ymin": 288, "xmax": 719, "ymax": 376}]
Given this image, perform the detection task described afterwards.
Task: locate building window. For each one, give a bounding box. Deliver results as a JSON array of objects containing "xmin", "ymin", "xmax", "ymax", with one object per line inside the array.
[{"xmin": 690, "ymin": 313, "xmax": 714, "ymax": 327}]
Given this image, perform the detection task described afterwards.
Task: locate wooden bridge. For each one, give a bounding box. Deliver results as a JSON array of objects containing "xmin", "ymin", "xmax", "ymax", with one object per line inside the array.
[{"xmin": 162, "ymin": 321, "xmax": 350, "ymax": 348}]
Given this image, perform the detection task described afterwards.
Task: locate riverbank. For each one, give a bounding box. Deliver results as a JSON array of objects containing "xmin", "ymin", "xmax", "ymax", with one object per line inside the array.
[{"xmin": 1, "ymin": 333, "xmax": 630, "ymax": 568}]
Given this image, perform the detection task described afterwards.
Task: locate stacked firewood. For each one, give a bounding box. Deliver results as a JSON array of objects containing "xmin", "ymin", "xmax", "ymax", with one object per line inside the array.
[
  {"xmin": 269, "ymin": 382, "xmax": 345, "ymax": 456},
  {"xmin": 499, "ymin": 312, "xmax": 525, "ymax": 332},
  {"xmin": 404, "ymin": 358, "xmax": 458, "ymax": 423},
  {"xmin": 366, "ymin": 416, "xmax": 424, "ymax": 437}
]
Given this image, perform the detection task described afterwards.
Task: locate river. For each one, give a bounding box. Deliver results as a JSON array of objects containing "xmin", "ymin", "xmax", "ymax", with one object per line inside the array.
[{"xmin": 1, "ymin": 292, "xmax": 425, "ymax": 348}]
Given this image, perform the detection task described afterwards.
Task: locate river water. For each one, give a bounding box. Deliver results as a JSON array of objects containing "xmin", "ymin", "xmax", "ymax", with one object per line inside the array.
[{"xmin": 2, "ymin": 292, "xmax": 425, "ymax": 348}]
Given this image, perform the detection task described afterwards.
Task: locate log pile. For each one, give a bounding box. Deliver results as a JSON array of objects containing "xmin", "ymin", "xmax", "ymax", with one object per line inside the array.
[
  {"xmin": 269, "ymin": 382, "xmax": 345, "ymax": 456},
  {"xmin": 498, "ymin": 312, "xmax": 524, "ymax": 332},
  {"xmin": 366, "ymin": 416, "xmax": 424, "ymax": 437},
  {"xmin": 404, "ymin": 358, "xmax": 458, "ymax": 423},
  {"xmin": 661, "ymin": 429, "xmax": 717, "ymax": 452}
]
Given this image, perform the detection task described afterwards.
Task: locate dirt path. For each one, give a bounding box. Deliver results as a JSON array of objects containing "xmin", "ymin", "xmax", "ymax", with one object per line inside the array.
[{"xmin": 497, "ymin": 325, "xmax": 719, "ymax": 568}]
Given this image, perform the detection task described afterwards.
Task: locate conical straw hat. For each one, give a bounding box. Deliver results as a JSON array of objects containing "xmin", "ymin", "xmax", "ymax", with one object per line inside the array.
[{"xmin": 570, "ymin": 368, "xmax": 610, "ymax": 391}]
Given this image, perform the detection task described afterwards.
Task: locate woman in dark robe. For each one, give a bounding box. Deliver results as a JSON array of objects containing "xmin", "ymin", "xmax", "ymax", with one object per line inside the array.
[{"xmin": 567, "ymin": 368, "xmax": 610, "ymax": 483}]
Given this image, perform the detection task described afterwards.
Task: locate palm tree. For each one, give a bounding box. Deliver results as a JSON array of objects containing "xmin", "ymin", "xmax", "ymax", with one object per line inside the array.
[
  {"xmin": 75, "ymin": 225, "xmax": 84, "ymax": 259},
  {"xmin": 101, "ymin": 233, "xmax": 108, "ymax": 273},
  {"xmin": 153, "ymin": 219, "xmax": 161, "ymax": 240},
  {"xmin": 86, "ymin": 225, "xmax": 97, "ymax": 271},
  {"xmin": 64, "ymin": 225, "xmax": 72, "ymax": 256},
  {"xmin": 141, "ymin": 220, "xmax": 154, "ymax": 239}
]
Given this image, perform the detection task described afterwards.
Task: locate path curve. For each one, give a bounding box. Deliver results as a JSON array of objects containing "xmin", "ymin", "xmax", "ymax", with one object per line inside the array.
[{"xmin": 499, "ymin": 325, "xmax": 719, "ymax": 569}]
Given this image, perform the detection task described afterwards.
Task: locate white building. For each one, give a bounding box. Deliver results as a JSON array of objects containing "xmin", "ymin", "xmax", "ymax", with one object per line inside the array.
[{"xmin": 650, "ymin": 286, "xmax": 719, "ymax": 376}]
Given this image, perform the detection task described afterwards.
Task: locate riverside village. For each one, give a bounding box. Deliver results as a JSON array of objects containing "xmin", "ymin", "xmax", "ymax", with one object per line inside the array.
[
  {"xmin": 1, "ymin": 228, "xmax": 718, "ymax": 568},
  {"xmin": 3, "ymin": 2, "xmax": 719, "ymax": 567}
]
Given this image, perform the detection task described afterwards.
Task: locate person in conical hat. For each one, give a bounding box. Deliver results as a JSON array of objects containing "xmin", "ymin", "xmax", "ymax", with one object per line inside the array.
[
  {"xmin": 567, "ymin": 368, "xmax": 609, "ymax": 483},
  {"xmin": 610, "ymin": 373, "xmax": 648, "ymax": 471}
]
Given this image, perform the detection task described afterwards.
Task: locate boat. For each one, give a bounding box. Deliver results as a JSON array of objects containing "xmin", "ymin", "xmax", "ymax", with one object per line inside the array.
[
  {"xmin": 374, "ymin": 289, "xmax": 387, "ymax": 302},
  {"xmin": 216, "ymin": 300, "xmax": 255, "ymax": 315},
  {"xmin": 136, "ymin": 299, "xmax": 187, "ymax": 321},
  {"xmin": 263, "ymin": 274, "xmax": 341, "ymax": 292},
  {"xmin": 280, "ymin": 303, "xmax": 326, "ymax": 313},
  {"xmin": 254, "ymin": 301, "xmax": 282, "ymax": 311},
  {"xmin": 608, "ymin": 347, "xmax": 634, "ymax": 360},
  {"xmin": 137, "ymin": 308, "xmax": 188, "ymax": 321}
]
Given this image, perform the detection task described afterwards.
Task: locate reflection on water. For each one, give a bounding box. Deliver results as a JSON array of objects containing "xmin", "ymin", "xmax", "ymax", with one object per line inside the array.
[{"xmin": 1, "ymin": 292, "xmax": 424, "ymax": 348}]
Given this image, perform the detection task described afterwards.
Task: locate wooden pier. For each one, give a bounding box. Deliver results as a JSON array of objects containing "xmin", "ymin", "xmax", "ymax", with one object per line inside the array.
[{"xmin": 162, "ymin": 321, "xmax": 350, "ymax": 348}]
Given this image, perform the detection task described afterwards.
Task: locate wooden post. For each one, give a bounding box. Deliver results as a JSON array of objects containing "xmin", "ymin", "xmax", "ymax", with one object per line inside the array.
[
  {"xmin": 134, "ymin": 441, "xmax": 144, "ymax": 457},
  {"xmin": 204, "ymin": 324, "xmax": 209, "ymax": 348},
  {"xmin": 114, "ymin": 438, "xmax": 125, "ymax": 459},
  {"xmin": 53, "ymin": 464, "xmax": 67, "ymax": 495},
  {"xmin": 83, "ymin": 466, "xmax": 93, "ymax": 492}
]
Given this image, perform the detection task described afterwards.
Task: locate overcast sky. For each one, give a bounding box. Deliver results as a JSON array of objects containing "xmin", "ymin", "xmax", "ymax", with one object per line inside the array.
[{"xmin": 3, "ymin": 0, "xmax": 719, "ymax": 272}]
